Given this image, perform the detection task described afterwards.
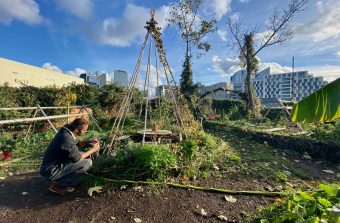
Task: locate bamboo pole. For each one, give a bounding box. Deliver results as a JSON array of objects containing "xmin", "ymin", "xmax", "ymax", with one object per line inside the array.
[
  {"xmin": 85, "ymin": 173, "xmax": 289, "ymax": 197},
  {"xmin": 0, "ymin": 106, "xmax": 83, "ymax": 111},
  {"xmin": 37, "ymin": 105, "xmax": 57, "ymax": 133},
  {"xmin": 25, "ymin": 108, "xmax": 39, "ymax": 138},
  {"xmin": 0, "ymin": 113, "xmax": 90, "ymax": 125}
]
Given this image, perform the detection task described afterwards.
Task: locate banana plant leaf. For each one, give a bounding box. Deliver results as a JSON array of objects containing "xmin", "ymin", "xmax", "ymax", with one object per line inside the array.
[{"xmin": 291, "ymin": 78, "xmax": 340, "ymax": 123}]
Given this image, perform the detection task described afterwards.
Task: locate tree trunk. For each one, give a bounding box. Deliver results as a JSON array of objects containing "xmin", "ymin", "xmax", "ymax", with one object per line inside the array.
[
  {"xmin": 245, "ymin": 35, "xmax": 254, "ymax": 113},
  {"xmin": 244, "ymin": 34, "xmax": 260, "ymax": 117}
]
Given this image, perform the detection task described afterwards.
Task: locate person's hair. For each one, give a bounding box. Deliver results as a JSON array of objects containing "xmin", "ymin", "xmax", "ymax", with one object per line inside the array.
[{"xmin": 68, "ymin": 118, "xmax": 88, "ymax": 131}]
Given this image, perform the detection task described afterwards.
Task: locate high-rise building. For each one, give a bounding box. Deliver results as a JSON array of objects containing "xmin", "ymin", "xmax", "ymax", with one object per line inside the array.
[
  {"xmin": 253, "ymin": 68, "xmax": 328, "ymax": 101},
  {"xmin": 230, "ymin": 70, "xmax": 247, "ymax": 92},
  {"xmin": 113, "ymin": 70, "xmax": 128, "ymax": 88},
  {"xmin": 230, "ymin": 67, "xmax": 329, "ymax": 101},
  {"xmin": 98, "ymin": 73, "xmax": 111, "ymax": 87},
  {"xmin": 80, "ymin": 73, "xmax": 100, "ymax": 87}
]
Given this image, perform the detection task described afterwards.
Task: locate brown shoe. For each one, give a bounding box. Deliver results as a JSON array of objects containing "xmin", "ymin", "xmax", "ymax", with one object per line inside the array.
[
  {"xmin": 65, "ymin": 187, "xmax": 75, "ymax": 193},
  {"xmin": 49, "ymin": 181, "xmax": 66, "ymax": 196}
]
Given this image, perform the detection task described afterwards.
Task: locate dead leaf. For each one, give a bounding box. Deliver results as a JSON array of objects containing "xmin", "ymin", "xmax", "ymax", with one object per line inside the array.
[
  {"xmin": 218, "ymin": 215, "xmax": 228, "ymax": 221},
  {"xmin": 133, "ymin": 218, "xmax": 142, "ymax": 223},
  {"xmin": 274, "ymin": 198, "xmax": 283, "ymax": 204},
  {"xmin": 88, "ymin": 186, "xmax": 103, "ymax": 197},
  {"xmin": 213, "ymin": 164, "xmax": 220, "ymax": 170},
  {"xmin": 199, "ymin": 208, "xmax": 207, "ymax": 216},
  {"xmin": 224, "ymin": 195, "xmax": 237, "ymax": 203}
]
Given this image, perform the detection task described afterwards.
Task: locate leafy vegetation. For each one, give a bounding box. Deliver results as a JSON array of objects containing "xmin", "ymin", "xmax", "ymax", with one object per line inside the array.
[{"xmin": 256, "ymin": 184, "xmax": 340, "ymax": 223}]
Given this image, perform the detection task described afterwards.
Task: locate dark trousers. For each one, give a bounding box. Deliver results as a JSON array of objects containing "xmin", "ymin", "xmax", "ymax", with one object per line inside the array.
[{"xmin": 40, "ymin": 159, "xmax": 92, "ymax": 188}]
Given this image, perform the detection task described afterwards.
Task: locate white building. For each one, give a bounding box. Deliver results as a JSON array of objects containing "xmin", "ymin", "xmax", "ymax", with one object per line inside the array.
[
  {"xmin": 113, "ymin": 70, "xmax": 128, "ymax": 88},
  {"xmin": 230, "ymin": 67, "xmax": 329, "ymax": 101},
  {"xmin": 98, "ymin": 73, "xmax": 111, "ymax": 87},
  {"xmin": 80, "ymin": 73, "xmax": 101, "ymax": 87},
  {"xmin": 253, "ymin": 68, "xmax": 328, "ymax": 101},
  {"xmin": 230, "ymin": 70, "xmax": 247, "ymax": 92}
]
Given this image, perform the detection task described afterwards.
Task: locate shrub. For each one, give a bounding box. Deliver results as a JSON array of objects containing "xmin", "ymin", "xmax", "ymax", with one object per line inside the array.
[
  {"xmin": 106, "ymin": 143, "xmax": 178, "ymax": 181},
  {"xmin": 310, "ymin": 121, "xmax": 340, "ymax": 145},
  {"xmin": 180, "ymin": 139, "xmax": 198, "ymax": 162}
]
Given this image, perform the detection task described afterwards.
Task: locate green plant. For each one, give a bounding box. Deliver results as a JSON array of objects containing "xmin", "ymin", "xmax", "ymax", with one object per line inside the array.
[
  {"xmin": 180, "ymin": 139, "xmax": 198, "ymax": 162},
  {"xmin": 104, "ymin": 143, "xmax": 178, "ymax": 181},
  {"xmin": 256, "ymin": 184, "xmax": 340, "ymax": 223},
  {"xmin": 309, "ymin": 121, "xmax": 340, "ymax": 145},
  {"xmin": 275, "ymin": 171, "xmax": 288, "ymax": 183}
]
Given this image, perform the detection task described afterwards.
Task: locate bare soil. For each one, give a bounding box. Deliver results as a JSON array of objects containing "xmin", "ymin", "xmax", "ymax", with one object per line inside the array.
[
  {"xmin": 0, "ymin": 127, "xmax": 338, "ymax": 223},
  {"xmin": 0, "ymin": 157, "xmax": 337, "ymax": 223}
]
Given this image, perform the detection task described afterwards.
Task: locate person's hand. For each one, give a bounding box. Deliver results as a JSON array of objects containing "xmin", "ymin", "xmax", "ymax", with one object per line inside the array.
[
  {"xmin": 92, "ymin": 141, "xmax": 101, "ymax": 152},
  {"xmin": 88, "ymin": 138, "xmax": 99, "ymax": 145}
]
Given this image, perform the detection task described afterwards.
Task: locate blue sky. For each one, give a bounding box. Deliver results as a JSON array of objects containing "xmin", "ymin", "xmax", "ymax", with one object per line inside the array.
[{"xmin": 0, "ymin": 0, "xmax": 339, "ymax": 86}]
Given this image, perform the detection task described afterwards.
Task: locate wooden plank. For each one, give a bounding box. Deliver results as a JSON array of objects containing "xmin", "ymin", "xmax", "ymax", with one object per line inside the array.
[{"xmin": 0, "ymin": 113, "xmax": 89, "ymax": 125}]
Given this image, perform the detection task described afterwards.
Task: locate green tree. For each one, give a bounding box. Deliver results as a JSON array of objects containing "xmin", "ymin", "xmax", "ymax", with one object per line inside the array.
[
  {"xmin": 168, "ymin": 0, "xmax": 216, "ymax": 101},
  {"xmin": 180, "ymin": 56, "xmax": 198, "ymax": 102}
]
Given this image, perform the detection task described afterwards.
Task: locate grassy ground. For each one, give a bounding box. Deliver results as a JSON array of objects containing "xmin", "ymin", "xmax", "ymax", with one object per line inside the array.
[{"xmin": 1, "ymin": 121, "xmax": 338, "ymax": 186}]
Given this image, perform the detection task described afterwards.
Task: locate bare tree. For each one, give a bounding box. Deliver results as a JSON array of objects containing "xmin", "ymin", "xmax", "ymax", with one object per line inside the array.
[{"xmin": 227, "ymin": 0, "xmax": 308, "ymax": 117}]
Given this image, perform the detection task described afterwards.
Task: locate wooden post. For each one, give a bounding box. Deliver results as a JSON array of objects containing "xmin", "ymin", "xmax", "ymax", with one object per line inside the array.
[
  {"xmin": 25, "ymin": 108, "xmax": 38, "ymax": 139},
  {"xmin": 37, "ymin": 105, "xmax": 57, "ymax": 133},
  {"xmin": 81, "ymin": 105, "xmax": 102, "ymax": 132}
]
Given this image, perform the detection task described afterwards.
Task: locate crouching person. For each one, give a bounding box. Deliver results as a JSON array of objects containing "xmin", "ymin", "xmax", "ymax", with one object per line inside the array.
[{"xmin": 40, "ymin": 118, "xmax": 100, "ymax": 196}]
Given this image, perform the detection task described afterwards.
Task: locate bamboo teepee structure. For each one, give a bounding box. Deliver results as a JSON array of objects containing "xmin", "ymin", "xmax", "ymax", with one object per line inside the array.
[{"xmin": 105, "ymin": 10, "xmax": 189, "ymax": 154}]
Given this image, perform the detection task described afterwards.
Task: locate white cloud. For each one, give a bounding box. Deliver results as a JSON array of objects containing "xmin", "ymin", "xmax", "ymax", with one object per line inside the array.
[
  {"xmin": 301, "ymin": 66, "xmax": 340, "ymax": 82},
  {"xmin": 202, "ymin": 0, "xmax": 231, "ymax": 20},
  {"xmin": 211, "ymin": 56, "xmax": 292, "ymax": 77},
  {"xmin": 43, "ymin": 62, "xmax": 63, "ymax": 73},
  {"xmin": 55, "ymin": 0, "xmax": 93, "ymax": 19},
  {"xmin": 239, "ymin": 0, "xmax": 250, "ymax": 3},
  {"xmin": 217, "ymin": 30, "xmax": 227, "ymax": 41},
  {"xmin": 259, "ymin": 62, "xmax": 291, "ymax": 74},
  {"xmin": 211, "ymin": 56, "xmax": 241, "ymax": 77},
  {"xmin": 42, "ymin": 62, "xmax": 87, "ymax": 77},
  {"xmin": 66, "ymin": 68, "xmax": 87, "ymax": 77},
  {"xmin": 293, "ymin": 0, "xmax": 340, "ymax": 46},
  {"xmin": 135, "ymin": 65, "xmax": 167, "ymax": 90},
  {"xmin": 0, "ymin": 0, "xmax": 43, "ymax": 25},
  {"xmin": 92, "ymin": 4, "xmax": 170, "ymax": 47},
  {"xmin": 335, "ymin": 51, "xmax": 340, "ymax": 58}
]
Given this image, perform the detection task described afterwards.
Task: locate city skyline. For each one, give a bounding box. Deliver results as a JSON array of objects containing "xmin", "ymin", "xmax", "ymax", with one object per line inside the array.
[{"xmin": 0, "ymin": 0, "xmax": 339, "ymax": 86}]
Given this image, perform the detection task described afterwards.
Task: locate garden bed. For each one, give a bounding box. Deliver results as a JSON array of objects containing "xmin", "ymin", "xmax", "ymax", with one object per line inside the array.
[{"xmin": 204, "ymin": 121, "xmax": 340, "ymax": 163}]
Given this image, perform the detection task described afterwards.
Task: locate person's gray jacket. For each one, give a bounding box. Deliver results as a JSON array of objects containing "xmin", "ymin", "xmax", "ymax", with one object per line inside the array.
[{"xmin": 39, "ymin": 126, "xmax": 81, "ymax": 177}]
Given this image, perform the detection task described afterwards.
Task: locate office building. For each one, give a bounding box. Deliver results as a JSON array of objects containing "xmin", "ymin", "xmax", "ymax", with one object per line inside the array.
[
  {"xmin": 113, "ymin": 70, "xmax": 128, "ymax": 88},
  {"xmin": 230, "ymin": 67, "xmax": 329, "ymax": 101}
]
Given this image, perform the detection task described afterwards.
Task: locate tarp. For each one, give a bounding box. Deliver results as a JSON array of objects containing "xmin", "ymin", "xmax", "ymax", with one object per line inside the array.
[{"xmin": 291, "ymin": 78, "xmax": 340, "ymax": 123}]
